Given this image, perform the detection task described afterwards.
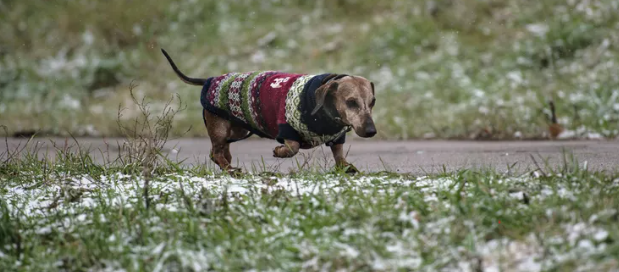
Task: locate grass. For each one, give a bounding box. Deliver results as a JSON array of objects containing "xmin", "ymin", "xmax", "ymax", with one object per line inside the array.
[
  {"xmin": 1, "ymin": 142, "xmax": 619, "ymax": 271},
  {"xmin": 1, "ymin": 3, "xmax": 619, "ymax": 269},
  {"xmin": 1, "ymin": 0, "xmax": 619, "ymax": 139}
]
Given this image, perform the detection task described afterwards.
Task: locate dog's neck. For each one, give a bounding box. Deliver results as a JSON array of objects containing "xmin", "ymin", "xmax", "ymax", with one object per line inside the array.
[
  {"xmin": 300, "ymin": 76, "xmax": 347, "ymax": 136},
  {"xmin": 315, "ymin": 100, "xmax": 346, "ymax": 130}
]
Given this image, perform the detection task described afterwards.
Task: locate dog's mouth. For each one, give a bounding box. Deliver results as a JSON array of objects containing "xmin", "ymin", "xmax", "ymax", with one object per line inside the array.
[
  {"xmin": 335, "ymin": 114, "xmax": 377, "ymax": 138},
  {"xmin": 358, "ymin": 130, "xmax": 377, "ymax": 138}
]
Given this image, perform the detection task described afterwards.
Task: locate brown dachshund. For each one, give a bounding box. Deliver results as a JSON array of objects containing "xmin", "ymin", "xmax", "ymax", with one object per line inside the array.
[{"xmin": 162, "ymin": 49, "xmax": 377, "ymax": 174}]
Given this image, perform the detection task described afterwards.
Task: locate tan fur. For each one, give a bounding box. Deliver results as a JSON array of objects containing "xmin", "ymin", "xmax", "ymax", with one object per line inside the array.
[
  {"xmin": 200, "ymin": 75, "xmax": 376, "ymax": 175},
  {"xmin": 203, "ymin": 109, "xmax": 248, "ymax": 175},
  {"xmin": 324, "ymin": 76, "xmax": 377, "ymax": 138},
  {"xmin": 273, "ymin": 139, "xmax": 300, "ymax": 158},
  {"xmin": 164, "ymin": 49, "xmax": 376, "ymax": 174},
  {"xmin": 201, "ymin": 75, "xmax": 376, "ymax": 175}
]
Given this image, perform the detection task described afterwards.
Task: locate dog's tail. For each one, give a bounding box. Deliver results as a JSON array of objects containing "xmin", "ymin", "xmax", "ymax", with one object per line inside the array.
[{"xmin": 161, "ymin": 48, "xmax": 208, "ymax": 86}]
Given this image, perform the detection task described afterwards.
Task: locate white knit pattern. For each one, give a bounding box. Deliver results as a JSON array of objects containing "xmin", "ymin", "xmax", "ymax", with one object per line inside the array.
[
  {"xmin": 213, "ymin": 72, "xmax": 237, "ymax": 109},
  {"xmin": 285, "ymin": 75, "xmax": 348, "ymax": 147},
  {"xmin": 228, "ymin": 72, "xmax": 251, "ymax": 122}
]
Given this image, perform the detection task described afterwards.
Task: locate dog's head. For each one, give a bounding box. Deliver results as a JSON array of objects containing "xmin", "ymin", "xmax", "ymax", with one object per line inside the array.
[{"xmin": 312, "ymin": 75, "xmax": 377, "ymax": 138}]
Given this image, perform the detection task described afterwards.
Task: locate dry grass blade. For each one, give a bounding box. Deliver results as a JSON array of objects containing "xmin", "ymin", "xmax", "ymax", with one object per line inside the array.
[
  {"xmin": 529, "ymin": 154, "xmax": 547, "ymax": 178},
  {"xmin": 113, "ymin": 81, "xmax": 189, "ymax": 208}
]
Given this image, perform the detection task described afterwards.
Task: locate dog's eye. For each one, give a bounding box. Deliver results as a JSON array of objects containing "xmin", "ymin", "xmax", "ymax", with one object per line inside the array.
[
  {"xmin": 346, "ymin": 99, "xmax": 359, "ymax": 109},
  {"xmin": 369, "ymin": 98, "xmax": 376, "ymax": 108}
]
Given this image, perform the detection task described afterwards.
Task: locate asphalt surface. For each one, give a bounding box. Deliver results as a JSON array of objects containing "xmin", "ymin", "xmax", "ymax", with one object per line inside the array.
[{"xmin": 2, "ymin": 138, "xmax": 618, "ymax": 174}]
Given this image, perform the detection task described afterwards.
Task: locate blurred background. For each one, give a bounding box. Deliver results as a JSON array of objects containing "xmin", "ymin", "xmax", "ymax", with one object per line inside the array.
[{"xmin": 0, "ymin": 0, "xmax": 618, "ymax": 140}]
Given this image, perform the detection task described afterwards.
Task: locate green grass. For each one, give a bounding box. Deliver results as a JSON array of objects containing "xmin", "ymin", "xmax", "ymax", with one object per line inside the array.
[
  {"xmin": 1, "ymin": 0, "xmax": 618, "ymax": 139},
  {"xmin": 1, "ymin": 146, "xmax": 618, "ymax": 271}
]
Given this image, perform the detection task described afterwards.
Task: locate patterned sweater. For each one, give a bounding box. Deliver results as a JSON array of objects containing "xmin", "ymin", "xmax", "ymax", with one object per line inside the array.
[{"xmin": 201, "ymin": 72, "xmax": 349, "ymax": 149}]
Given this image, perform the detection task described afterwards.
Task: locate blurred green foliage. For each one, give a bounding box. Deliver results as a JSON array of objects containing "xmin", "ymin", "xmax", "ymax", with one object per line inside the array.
[{"xmin": 0, "ymin": 0, "xmax": 618, "ymax": 139}]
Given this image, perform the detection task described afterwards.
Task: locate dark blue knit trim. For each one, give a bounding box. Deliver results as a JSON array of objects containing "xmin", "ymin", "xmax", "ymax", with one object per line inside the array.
[
  {"xmin": 276, "ymin": 124, "xmax": 303, "ymax": 145},
  {"xmin": 299, "ymin": 73, "xmax": 348, "ymax": 146}
]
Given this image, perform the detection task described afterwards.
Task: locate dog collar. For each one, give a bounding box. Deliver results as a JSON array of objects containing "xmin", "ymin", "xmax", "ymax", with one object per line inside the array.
[{"xmin": 332, "ymin": 116, "xmax": 352, "ymax": 132}]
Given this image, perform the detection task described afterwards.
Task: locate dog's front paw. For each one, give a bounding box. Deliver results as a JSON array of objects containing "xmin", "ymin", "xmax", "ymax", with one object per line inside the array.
[
  {"xmin": 273, "ymin": 145, "xmax": 296, "ymax": 158},
  {"xmin": 337, "ymin": 163, "xmax": 359, "ymax": 175},
  {"xmin": 225, "ymin": 167, "xmax": 243, "ymax": 178}
]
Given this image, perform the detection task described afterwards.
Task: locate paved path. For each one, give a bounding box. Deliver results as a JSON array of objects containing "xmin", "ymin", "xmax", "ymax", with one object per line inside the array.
[{"xmin": 3, "ymin": 138, "xmax": 618, "ymax": 174}]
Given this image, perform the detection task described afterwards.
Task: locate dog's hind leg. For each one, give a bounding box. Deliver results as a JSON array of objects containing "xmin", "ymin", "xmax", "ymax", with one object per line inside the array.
[
  {"xmin": 203, "ymin": 110, "xmax": 241, "ymax": 175},
  {"xmin": 210, "ymin": 141, "xmax": 235, "ymax": 172},
  {"xmin": 225, "ymin": 125, "xmax": 250, "ymax": 163},
  {"xmin": 224, "ymin": 143, "xmax": 232, "ymax": 163}
]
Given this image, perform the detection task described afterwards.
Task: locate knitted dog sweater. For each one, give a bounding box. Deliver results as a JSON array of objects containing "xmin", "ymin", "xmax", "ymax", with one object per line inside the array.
[{"xmin": 201, "ymin": 72, "xmax": 348, "ymax": 149}]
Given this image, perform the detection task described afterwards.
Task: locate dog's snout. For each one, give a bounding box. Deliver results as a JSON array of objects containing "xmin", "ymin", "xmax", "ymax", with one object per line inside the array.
[{"xmin": 363, "ymin": 118, "xmax": 377, "ymax": 138}]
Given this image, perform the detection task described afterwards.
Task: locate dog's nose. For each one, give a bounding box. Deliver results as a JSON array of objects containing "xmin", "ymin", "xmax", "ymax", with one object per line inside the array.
[
  {"xmin": 365, "ymin": 127, "xmax": 377, "ymax": 137},
  {"xmin": 360, "ymin": 117, "xmax": 377, "ymax": 137},
  {"xmin": 365, "ymin": 124, "xmax": 376, "ymax": 138}
]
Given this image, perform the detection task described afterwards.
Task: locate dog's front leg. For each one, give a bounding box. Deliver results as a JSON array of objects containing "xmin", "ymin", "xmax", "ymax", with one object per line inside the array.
[
  {"xmin": 273, "ymin": 140, "xmax": 300, "ymax": 158},
  {"xmin": 330, "ymin": 144, "xmax": 359, "ymax": 174}
]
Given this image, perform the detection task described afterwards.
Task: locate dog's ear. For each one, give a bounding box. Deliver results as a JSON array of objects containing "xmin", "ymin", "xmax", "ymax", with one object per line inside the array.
[
  {"xmin": 322, "ymin": 74, "xmax": 338, "ymax": 84},
  {"xmin": 312, "ymin": 82, "xmax": 339, "ymax": 115},
  {"xmin": 321, "ymin": 74, "xmax": 347, "ymax": 84},
  {"xmin": 370, "ymin": 82, "xmax": 375, "ymax": 95}
]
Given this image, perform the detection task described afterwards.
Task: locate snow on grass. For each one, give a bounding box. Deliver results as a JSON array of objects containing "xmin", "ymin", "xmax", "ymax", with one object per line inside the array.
[
  {"xmin": 0, "ymin": 172, "xmax": 603, "ymax": 217},
  {"xmin": 4, "ymin": 173, "xmax": 454, "ymax": 216},
  {"xmin": 2, "ymin": 171, "xmax": 618, "ymax": 271}
]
